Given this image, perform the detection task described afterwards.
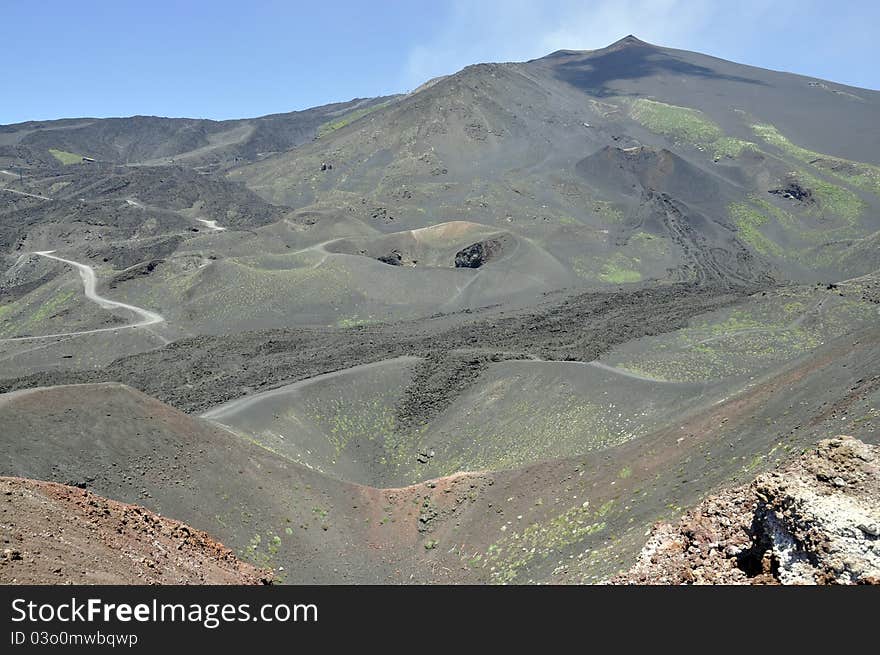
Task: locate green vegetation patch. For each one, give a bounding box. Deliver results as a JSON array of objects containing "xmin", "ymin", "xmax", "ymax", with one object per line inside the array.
[
  {"xmin": 712, "ymin": 137, "xmax": 757, "ymax": 159},
  {"xmin": 609, "ymin": 289, "xmax": 876, "ymax": 382},
  {"xmin": 572, "ymin": 234, "xmax": 672, "ymax": 285},
  {"xmin": 0, "ymin": 286, "xmax": 80, "ymax": 338},
  {"xmin": 599, "ymin": 256, "xmax": 642, "ymax": 284},
  {"xmin": 752, "ymin": 123, "xmax": 811, "ymax": 158},
  {"xmin": 728, "ymin": 182, "xmax": 863, "ymax": 263},
  {"xmin": 336, "ymin": 315, "xmax": 374, "ymax": 328},
  {"xmin": 241, "ymin": 531, "xmax": 288, "ymax": 580},
  {"xmin": 472, "ymin": 500, "xmax": 613, "ymax": 584},
  {"xmin": 630, "ymin": 99, "xmax": 722, "ymax": 145},
  {"xmin": 400, "ymin": 366, "xmax": 673, "ymax": 483},
  {"xmin": 629, "ymin": 99, "xmax": 757, "ymax": 161},
  {"xmin": 31, "ymin": 288, "xmax": 75, "ymax": 323},
  {"xmin": 302, "ymin": 393, "xmax": 398, "ymax": 459},
  {"xmin": 591, "ymin": 200, "xmax": 624, "ymax": 223},
  {"xmin": 728, "ymin": 202, "xmax": 782, "ymax": 256},
  {"xmin": 797, "ymin": 171, "xmax": 864, "ymax": 224},
  {"xmin": 48, "ymin": 148, "xmax": 83, "ymax": 165},
  {"xmin": 752, "ymin": 123, "xmax": 880, "ymax": 197},
  {"xmin": 317, "ymin": 100, "xmax": 392, "ymax": 138}
]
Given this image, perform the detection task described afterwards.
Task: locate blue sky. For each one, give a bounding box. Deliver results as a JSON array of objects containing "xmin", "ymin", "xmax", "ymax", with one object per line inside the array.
[{"xmin": 3, "ymin": 0, "xmax": 878, "ymax": 124}]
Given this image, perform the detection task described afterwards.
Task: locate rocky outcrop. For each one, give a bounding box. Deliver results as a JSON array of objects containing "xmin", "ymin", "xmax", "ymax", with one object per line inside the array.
[
  {"xmin": 612, "ymin": 436, "xmax": 879, "ymax": 585},
  {"xmin": 454, "ymin": 239, "xmax": 503, "ymax": 268},
  {"xmin": 769, "ymin": 177, "xmax": 814, "ymax": 202},
  {"xmin": 377, "ymin": 250, "xmax": 403, "ymax": 266}
]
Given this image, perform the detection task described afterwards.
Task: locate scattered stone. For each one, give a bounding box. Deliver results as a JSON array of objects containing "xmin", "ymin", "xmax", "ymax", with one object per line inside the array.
[{"xmin": 2, "ymin": 548, "xmax": 22, "ymax": 561}]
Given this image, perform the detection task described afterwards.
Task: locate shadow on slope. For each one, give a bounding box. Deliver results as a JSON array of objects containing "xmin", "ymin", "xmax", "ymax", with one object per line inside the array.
[{"xmin": 546, "ymin": 36, "xmax": 766, "ymax": 97}]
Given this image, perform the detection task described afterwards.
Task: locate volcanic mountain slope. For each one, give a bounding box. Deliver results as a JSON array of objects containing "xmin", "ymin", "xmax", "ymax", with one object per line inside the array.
[
  {"xmin": 532, "ymin": 36, "xmax": 880, "ymax": 163},
  {"xmin": 0, "ymin": 383, "xmax": 412, "ymax": 583},
  {"xmin": 0, "ymin": 315, "xmax": 877, "ymax": 584},
  {"xmin": 0, "ymin": 165, "xmax": 574, "ymax": 345},
  {"xmin": 234, "ymin": 35, "xmax": 880, "ymax": 285},
  {"xmin": 0, "ymin": 95, "xmax": 397, "ymax": 171},
  {"xmin": 4, "ymin": 36, "xmax": 880, "ymax": 351},
  {"xmin": 1, "ymin": 36, "xmax": 880, "ymax": 584},
  {"xmin": 0, "ymin": 253, "xmax": 877, "ymax": 584},
  {"xmin": 0, "ymin": 162, "xmax": 302, "ymax": 364},
  {"xmin": 0, "ymin": 476, "xmax": 269, "ymax": 585},
  {"xmin": 0, "ymin": 283, "xmax": 749, "ymax": 412},
  {"xmin": 0, "ymin": 163, "xmax": 290, "ymax": 253}
]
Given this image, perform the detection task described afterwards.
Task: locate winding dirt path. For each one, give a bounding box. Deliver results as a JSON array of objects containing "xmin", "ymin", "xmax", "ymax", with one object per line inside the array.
[
  {"xmin": 286, "ymin": 237, "xmax": 346, "ymax": 269},
  {"xmin": 126, "ymin": 196, "xmax": 227, "ymax": 232},
  {"xmin": 0, "ymin": 252, "xmax": 165, "ymax": 342},
  {"xmin": 512, "ymin": 356, "xmax": 687, "ymax": 384},
  {"xmin": 200, "ymin": 356, "xmax": 422, "ymax": 420}
]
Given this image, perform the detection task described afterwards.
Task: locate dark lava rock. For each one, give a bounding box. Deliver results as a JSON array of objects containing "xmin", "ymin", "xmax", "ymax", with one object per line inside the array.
[
  {"xmin": 454, "ymin": 239, "xmax": 503, "ymax": 268},
  {"xmin": 370, "ymin": 207, "xmax": 395, "ymax": 223},
  {"xmin": 769, "ymin": 179, "xmax": 813, "ymax": 202},
  {"xmin": 377, "ymin": 251, "xmax": 403, "ymax": 266}
]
